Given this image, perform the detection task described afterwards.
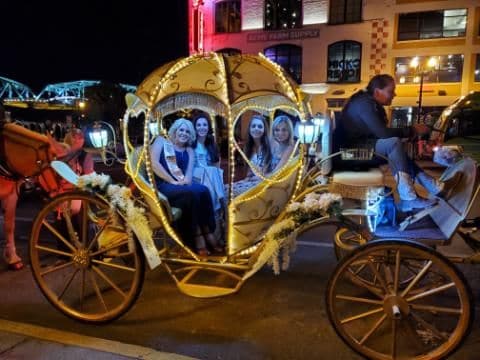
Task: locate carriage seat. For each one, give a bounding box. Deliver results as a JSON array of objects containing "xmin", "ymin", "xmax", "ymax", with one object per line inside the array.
[
  {"xmin": 322, "ymin": 112, "xmax": 386, "ymax": 200},
  {"xmin": 128, "ymin": 147, "xmax": 182, "ymax": 226}
]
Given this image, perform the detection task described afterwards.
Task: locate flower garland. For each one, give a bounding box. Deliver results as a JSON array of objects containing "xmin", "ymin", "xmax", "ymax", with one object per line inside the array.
[
  {"xmin": 76, "ymin": 172, "xmax": 160, "ymax": 269},
  {"xmin": 263, "ymin": 192, "xmax": 342, "ymax": 275}
]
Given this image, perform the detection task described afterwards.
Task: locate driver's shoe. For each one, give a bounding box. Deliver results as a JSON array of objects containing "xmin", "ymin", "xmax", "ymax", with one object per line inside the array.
[
  {"xmin": 437, "ymin": 172, "xmax": 463, "ymax": 199},
  {"xmin": 396, "ymin": 171, "xmax": 437, "ymax": 212},
  {"xmin": 417, "ymin": 171, "xmax": 463, "ymax": 199},
  {"xmin": 416, "ymin": 172, "xmax": 442, "ymax": 195}
]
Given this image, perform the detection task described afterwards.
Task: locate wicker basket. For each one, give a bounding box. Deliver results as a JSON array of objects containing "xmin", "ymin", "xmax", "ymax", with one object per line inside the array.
[{"xmin": 329, "ymin": 182, "xmax": 384, "ymax": 201}]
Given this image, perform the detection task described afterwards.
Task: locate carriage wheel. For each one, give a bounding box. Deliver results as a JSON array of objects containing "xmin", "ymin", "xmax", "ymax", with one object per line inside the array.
[
  {"xmin": 326, "ymin": 240, "xmax": 473, "ymax": 360},
  {"xmin": 30, "ymin": 191, "xmax": 145, "ymax": 323}
]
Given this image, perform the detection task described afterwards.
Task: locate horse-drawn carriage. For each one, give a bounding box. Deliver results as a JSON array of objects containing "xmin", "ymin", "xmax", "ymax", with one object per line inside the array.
[{"xmin": 22, "ymin": 53, "xmax": 480, "ymax": 360}]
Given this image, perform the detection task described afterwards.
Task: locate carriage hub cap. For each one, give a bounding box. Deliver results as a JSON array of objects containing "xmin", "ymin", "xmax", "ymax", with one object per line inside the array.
[
  {"xmin": 383, "ymin": 295, "xmax": 410, "ymax": 319},
  {"xmin": 72, "ymin": 249, "xmax": 90, "ymax": 268}
]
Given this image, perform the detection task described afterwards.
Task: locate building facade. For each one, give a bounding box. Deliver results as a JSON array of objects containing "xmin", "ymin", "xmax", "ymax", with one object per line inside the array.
[{"xmin": 188, "ymin": 0, "xmax": 480, "ymax": 125}]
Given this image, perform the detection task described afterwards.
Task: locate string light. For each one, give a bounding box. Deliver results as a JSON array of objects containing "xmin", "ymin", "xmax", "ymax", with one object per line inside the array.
[{"xmin": 122, "ymin": 52, "xmax": 312, "ymax": 259}]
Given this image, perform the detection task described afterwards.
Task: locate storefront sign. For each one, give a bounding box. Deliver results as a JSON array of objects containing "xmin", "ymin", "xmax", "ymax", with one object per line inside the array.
[{"xmin": 247, "ymin": 28, "xmax": 320, "ymax": 42}]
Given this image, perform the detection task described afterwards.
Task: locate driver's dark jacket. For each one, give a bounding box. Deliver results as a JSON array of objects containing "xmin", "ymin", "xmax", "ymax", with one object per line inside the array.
[{"xmin": 340, "ymin": 90, "xmax": 411, "ymax": 146}]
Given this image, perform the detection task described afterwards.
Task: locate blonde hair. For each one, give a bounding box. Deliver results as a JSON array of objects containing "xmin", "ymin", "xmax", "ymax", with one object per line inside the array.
[
  {"xmin": 271, "ymin": 115, "xmax": 294, "ymax": 145},
  {"xmin": 168, "ymin": 118, "xmax": 196, "ymax": 145}
]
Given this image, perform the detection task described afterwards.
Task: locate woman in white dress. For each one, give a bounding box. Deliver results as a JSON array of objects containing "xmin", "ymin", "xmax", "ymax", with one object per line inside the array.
[
  {"xmin": 269, "ymin": 115, "xmax": 295, "ymax": 174},
  {"xmin": 192, "ymin": 114, "xmax": 225, "ymax": 213}
]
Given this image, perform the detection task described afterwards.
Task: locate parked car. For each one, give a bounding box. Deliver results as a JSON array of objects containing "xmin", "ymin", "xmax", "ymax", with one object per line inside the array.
[{"xmin": 429, "ymin": 91, "xmax": 480, "ymax": 162}]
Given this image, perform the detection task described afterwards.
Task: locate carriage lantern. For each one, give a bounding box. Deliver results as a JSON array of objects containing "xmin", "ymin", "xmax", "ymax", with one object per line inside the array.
[
  {"xmin": 88, "ymin": 123, "xmax": 109, "ymax": 149},
  {"xmin": 297, "ymin": 118, "xmax": 320, "ymax": 145},
  {"xmin": 297, "ymin": 118, "xmax": 321, "ymax": 163},
  {"xmin": 87, "ymin": 121, "xmax": 119, "ymax": 166}
]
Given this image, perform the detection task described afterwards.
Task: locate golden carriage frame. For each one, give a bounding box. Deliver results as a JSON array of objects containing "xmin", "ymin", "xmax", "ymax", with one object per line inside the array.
[{"xmin": 27, "ymin": 52, "xmax": 480, "ymax": 360}]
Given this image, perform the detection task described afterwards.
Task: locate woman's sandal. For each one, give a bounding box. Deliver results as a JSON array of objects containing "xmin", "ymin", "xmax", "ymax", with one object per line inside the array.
[
  {"xmin": 7, "ymin": 261, "xmax": 24, "ymax": 271},
  {"xmin": 4, "ymin": 246, "xmax": 24, "ymax": 271}
]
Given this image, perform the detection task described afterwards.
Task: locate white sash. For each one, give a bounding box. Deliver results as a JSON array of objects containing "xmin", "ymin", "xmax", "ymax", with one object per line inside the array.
[{"xmin": 163, "ymin": 141, "xmax": 185, "ymax": 181}]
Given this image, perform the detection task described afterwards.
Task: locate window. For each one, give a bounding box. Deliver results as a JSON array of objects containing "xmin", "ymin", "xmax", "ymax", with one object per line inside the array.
[
  {"xmin": 215, "ymin": 0, "xmax": 241, "ymax": 33},
  {"xmin": 216, "ymin": 48, "xmax": 241, "ymax": 56},
  {"xmin": 265, "ymin": 0, "xmax": 302, "ymax": 30},
  {"xmin": 327, "ymin": 41, "xmax": 361, "ymax": 83},
  {"xmin": 264, "ymin": 44, "xmax": 302, "ymax": 83},
  {"xmin": 475, "ymin": 54, "xmax": 480, "ymax": 82},
  {"xmin": 397, "ymin": 9, "xmax": 467, "ymax": 41},
  {"xmin": 326, "ymin": 99, "xmax": 347, "ymax": 108},
  {"xmin": 394, "ymin": 54, "xmax": 464, "ymax": 84},
  {"xmin": 329, "ymin": 0, "xmax": 362, "ymax": 25}
]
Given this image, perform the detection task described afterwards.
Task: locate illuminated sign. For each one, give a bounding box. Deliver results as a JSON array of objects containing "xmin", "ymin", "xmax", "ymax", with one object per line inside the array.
[{"xmin": 247, "ymin": 29, "xmax": 320, "ymax": 42}]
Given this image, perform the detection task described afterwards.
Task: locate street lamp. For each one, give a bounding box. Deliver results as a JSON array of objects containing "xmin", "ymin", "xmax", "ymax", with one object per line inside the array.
[{"xmin": 410, "ymin": 56, "xmax": 438, "ymax": 124}]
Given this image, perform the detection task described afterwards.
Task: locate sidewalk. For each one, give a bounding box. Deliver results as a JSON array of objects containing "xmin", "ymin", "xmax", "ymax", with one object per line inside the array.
[{"xmin": 0, "ymin": 319, "xmax": 196, "ymax": 360}]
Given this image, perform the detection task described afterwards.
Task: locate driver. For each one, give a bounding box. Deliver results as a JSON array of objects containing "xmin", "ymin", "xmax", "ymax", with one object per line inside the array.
[{"xmin": 341, "ymin": 74, "xmax": 459, "ymax": 211}]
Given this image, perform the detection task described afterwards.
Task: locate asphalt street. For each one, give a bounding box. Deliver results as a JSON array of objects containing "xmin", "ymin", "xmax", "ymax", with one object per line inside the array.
[{"xmin": 1, "ymin": 162, "xmax": 480, "ymax": 359}]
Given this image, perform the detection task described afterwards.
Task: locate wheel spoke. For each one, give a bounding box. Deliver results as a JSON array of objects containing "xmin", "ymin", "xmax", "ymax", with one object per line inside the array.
[
  {"xmin": 345, "ymin": 272, "xmax": 385, "ymax": 299},
  {"xmin": 91, "ymin": 258, "xmax": 136, "ymax": 272},
  {"xmin": 88, "ymin": 270, "xmax": 108, "ymax": 312},
  {"xmin": 81, "ymin": 200, "xmax": 88, "ymax": 247},
  {"xmin": 410, "ymin": 303, "xmax": 462, "ymax": 315},
  {"xmin": 393, "ymin": 250, "xmax": 401, "ymax": 293},
  {"xmin": 366, "ymin": 259, "xmax": 389, "ymax": 294},
  {"xmin": 340, "ymin": 307, "xmax": 384, "ymax": 324},
  {"xmin": 406, "ymin": 282, "xmax": 456, "ymax": 302},
  {"xmin": 391, "ymin": 317, "xmax": 397, "ymax": 359},
  {"xmin": 86, "ymin": 213, "xmax": 115, "ymax": 252},
  {"xmin": 90, "ymin": 239, "xmax": 130, "ymax": 257},
  {"xmin": 35, "ymin": 244, "xmax": 73, "ymax": 258},
  {"xmin": 335, "ymin": 294, "xmax": 383, "ymax": 305},
  {"xmin": 91, "ymin": 265, "xmax": 128, "ymax": 299},
  {"xmin": 80, "ymin": 270, "xmax": 86, "ymax": 312},
  {"xmin": 40, "ymin": 260, "xmax": 74, "ymax": 276},
  {"xmin": 359, "ymin": 313, "xmax": 387, "ymax": 345},
  {"xmin": 42, "ymin": 220, "xmax": 76, "ymax": 252},
  {"xmin": 62, "ymin": 203, "xmax": 82, "ymax": 249},
  {"xmin": 401, "ymin": 260, "xmax": 433, "ymax": 297},
  {"xmin": 57, "ymin": 268, "xmax": 80, "ymax": 301},
  {"xmin": 410, "ymin": 311, "xmax": 449, "ymax": 341}
]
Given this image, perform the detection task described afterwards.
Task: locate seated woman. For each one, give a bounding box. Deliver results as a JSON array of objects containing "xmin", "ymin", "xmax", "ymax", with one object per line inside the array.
[
  {"xmin": 269, "ymin": 115, "xmax": 295, "ymax": 174},
  {"xmin": 150, "ymin": 118, "xmax": 222, "ymax": 256},
  {"xmin": 192, "ymin": 114, "xmax": 225, "ymax": 213},
  {"xmin": 232, "ymin": 114, "xmax": 272, "ymax": 197}
]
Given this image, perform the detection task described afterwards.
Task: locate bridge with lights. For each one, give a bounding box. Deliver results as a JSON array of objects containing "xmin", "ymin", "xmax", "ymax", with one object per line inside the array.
[{"xmin": 0, "ymin": 76, "xmax": 136, "ymax": 110}]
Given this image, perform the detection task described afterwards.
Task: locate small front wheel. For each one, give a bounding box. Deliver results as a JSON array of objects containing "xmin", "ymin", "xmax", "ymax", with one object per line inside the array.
[
  {"xmin": 326, "ymin": 240, "xmax": 473, "ymax": 360},
  {"xmin": 30, "ymin": 191, "xmax": 145, "ymax": 323}
]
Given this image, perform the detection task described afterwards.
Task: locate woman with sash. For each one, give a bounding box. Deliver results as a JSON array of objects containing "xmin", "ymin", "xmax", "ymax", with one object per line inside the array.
[
  {"xmin": 232, "ymin": 114, "xmax": 272, "ymax": 197},
  {"xmin": 269, "ymin": 115, "xmax": 295, "ymax": 174},
  {"xmin": 150, "ymin": 118, "xmax": 222, "ymax": 256}
]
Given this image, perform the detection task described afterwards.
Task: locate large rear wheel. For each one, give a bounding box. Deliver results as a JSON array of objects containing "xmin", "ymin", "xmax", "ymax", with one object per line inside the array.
[
  {"xmin": 326, "ymin": 240, "xmax": 473, "ymax": 360},
  {"xmin": 30, "ymin": 191, "xmax": 145, "ymax": 323}
]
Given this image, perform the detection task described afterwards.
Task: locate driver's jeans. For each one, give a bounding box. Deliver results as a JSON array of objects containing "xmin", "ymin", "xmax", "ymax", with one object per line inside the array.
[{"xmin": 375, "ymin": 137, "xmax": 421, "ymax": 178}]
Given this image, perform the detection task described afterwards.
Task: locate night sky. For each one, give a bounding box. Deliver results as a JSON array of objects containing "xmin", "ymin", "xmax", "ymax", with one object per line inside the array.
[{"xmin": 1, "ymin": 0, "xmax": 189, "ymax": 92}]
